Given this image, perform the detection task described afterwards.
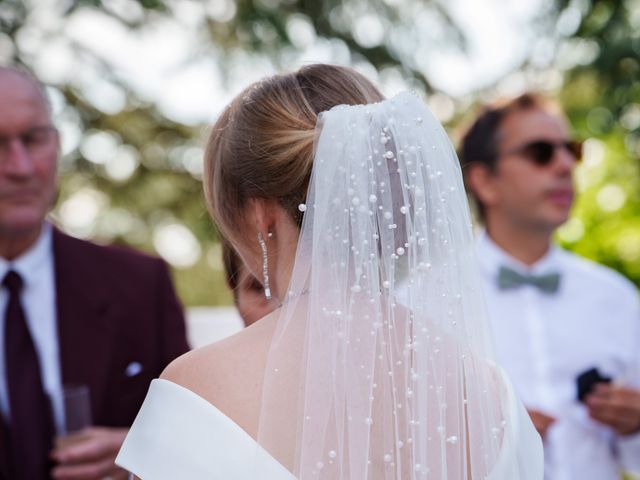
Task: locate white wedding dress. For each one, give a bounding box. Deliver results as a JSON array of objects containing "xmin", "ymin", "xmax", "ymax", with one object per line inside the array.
[
  {"xmin": 116, "ymin": 374, "xmax": 541, "ymax": 479},
  {"xmin": 116, "ymin": 379, "xmax": 296, "ymax": 480}
]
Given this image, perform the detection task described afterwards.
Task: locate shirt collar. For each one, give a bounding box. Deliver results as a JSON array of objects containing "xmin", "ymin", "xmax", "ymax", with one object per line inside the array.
[
  {"xmin": 0, "ymin": 223, "xmax": 53, "ymax": 288},
  {"xmin": 477, "ymin": 230, "xmax": 562, "ymax": 276}
]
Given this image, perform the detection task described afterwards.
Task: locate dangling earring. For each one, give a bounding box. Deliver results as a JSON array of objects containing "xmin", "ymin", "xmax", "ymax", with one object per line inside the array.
[{"xmin": 258, "ymin": 231, "xmax": 272, "ymax": 300}]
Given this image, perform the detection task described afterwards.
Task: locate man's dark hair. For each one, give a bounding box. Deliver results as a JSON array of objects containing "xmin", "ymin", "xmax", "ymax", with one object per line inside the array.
[{"xmin": 458, "ymin": 92, "xmax": 554, "ymax": 221}]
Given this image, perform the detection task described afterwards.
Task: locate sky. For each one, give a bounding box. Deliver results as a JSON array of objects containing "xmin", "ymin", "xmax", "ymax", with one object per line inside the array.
[{"xmin": 11, "ymin": 0, "xmax": 549, "ymax": 126}]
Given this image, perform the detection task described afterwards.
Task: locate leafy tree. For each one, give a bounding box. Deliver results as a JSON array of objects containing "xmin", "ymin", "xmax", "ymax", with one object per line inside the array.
[
  {"xmin": 0, "ymin": 0, "xmax": 465, "ymax": 305},
  {"xmin": 1, "ymin": 0, "xmax": 636, "ymax": 305},
  {"xmin": 550, "ymin": 0, "xmax": 640, "ymax": 288}
]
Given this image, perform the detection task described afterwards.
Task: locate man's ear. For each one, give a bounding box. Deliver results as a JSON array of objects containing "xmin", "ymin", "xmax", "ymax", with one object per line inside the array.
[{"xmin": 467, "ymin": 163, "xmax": 500, "ymax": 208}]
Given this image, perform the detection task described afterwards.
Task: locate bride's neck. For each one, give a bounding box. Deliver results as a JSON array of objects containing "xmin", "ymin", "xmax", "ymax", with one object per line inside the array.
[{"xmin": 267, "ymin": 223, "xmax": 300, "ymax": 304}]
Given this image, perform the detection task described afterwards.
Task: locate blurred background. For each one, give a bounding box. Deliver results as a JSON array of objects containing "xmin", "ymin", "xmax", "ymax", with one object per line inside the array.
[{"xmin": 1, "ymin": 0, "xmax": 638, "ymax": 341}]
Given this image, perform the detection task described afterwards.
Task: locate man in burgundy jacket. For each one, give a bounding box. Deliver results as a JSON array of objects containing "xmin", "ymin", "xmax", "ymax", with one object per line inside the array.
[{"xmin": 0, "ymin": 67, "xmax": 190, "ymax": 479}]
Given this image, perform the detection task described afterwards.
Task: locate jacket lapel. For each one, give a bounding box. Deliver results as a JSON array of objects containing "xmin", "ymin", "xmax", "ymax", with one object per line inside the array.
[{"xmin": 53, "ymin": 229, "xmax": 116, "ymax": 424}]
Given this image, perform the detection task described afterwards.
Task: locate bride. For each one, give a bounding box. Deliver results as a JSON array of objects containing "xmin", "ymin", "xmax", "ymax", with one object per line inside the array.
[{"xmin": 116, "ymin": 64, "xmax": 542, "ymax": 479}]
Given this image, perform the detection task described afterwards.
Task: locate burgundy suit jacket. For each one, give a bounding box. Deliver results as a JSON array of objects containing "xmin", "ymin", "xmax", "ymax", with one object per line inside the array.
[
  {"xmin": 0, "ymin": 229, "xmax": 190, "ymax": 478},
  {"xmin": 52, "ymin": 228, "xmax": 190, "ymax": 427}
]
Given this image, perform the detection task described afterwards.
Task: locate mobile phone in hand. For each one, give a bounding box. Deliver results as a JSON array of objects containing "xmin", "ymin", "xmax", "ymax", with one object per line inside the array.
[{"xmin": 576, "ymin": 367, "xmax": 612, "ymax": 402}]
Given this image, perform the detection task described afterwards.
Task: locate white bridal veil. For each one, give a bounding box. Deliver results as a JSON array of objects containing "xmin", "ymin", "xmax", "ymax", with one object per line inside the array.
[{"xmin": 253, "ymin": 92, "xmax": 542, "ymax": 479}]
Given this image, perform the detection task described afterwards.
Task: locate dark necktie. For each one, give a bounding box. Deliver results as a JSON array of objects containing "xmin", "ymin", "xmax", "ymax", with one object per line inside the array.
[
  {"xmin": 497, "ymin": 266, "xmax": 561, "ymax": 294},
  {"xmin": 3, "ymin": 270, "xmax": 54, "ymax": 479}
]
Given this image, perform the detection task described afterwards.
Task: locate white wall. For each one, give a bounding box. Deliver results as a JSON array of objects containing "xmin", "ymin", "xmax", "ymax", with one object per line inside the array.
[{"xmin": 185, "ymin": 306, "xmax": 244, "ymax": 349}]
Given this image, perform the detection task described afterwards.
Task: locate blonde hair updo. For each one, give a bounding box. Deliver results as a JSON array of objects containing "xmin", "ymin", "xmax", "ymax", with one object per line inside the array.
[{"xmin": 204, "ymin": 64, "xmax": 384, "ymax": 249}]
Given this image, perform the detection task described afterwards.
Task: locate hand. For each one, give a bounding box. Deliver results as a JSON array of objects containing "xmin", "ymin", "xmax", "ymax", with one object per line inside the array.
[
  {"xmin": 527, "ymin": 409, "xmax": 556, "ymax": 440},
  {"xmin": 586, "ymin": 384, "xmax": 640, "ymax": 435},
  {"xmin": 50, "ymin": 427, "xmax": 129, "ymax": 480}
]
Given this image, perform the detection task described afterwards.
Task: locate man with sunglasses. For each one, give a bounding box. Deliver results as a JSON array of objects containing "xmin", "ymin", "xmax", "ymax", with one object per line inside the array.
[
  {"xmin": 0, "ymin": 67, "xmax": 190, "ymax": 479},
  {"xmin": 460, "ymin": 93, "xmax": 640, "ymax": 479}
]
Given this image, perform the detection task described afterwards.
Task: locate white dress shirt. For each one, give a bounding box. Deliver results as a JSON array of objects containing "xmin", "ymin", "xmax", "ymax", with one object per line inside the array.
[
  {"xmin": 0, "ymin": 224, "xmax": 65, "ymax": 433},
  {"xmin": 477, "ymin": 232, "xmax": 640, "ymax": 480}
]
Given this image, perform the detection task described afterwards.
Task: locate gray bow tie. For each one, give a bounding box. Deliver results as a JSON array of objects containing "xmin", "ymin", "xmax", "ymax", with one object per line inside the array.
[{"xmin": 497, "ymin": 266, "xmax": 561, "ymax": 294}]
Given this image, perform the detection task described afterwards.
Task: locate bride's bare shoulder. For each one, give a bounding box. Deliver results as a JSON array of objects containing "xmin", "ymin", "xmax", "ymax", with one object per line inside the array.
[
  {"xmin": 160, "ymin": 310, "xmax": 278, "ymax": 432},
  {"xmin": 162, "ymin": 311, "xmax": 277, "ymax": 386}
]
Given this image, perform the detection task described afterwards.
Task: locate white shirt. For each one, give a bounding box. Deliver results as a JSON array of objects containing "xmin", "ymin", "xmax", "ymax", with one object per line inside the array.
[
  {"xmin": 0, "ymin": 224, "xmax": 65, "ymax": 433},
  {"xmin": 477, "ymin": 232, "xmax": 640, "ymax": 480}
]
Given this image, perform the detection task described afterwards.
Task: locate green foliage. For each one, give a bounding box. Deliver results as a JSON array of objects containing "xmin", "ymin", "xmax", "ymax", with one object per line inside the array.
[
  {"xmin": 2, "ymin": 0, "xmax": 463, "ymax": 305},
  {"xmin": 2, "ymin": 0, "xmax": 637, "ymax": 304},
  {"xmin": 554, "ymin": 0, "xmax": 640, "ymax": 289}
]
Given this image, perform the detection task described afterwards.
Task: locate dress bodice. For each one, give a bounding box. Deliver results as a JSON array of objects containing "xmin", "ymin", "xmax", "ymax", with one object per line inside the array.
[
  {"xmin": 116, "ymin": 379, "xmax": 296, "ymax": 479},
  {"xmin": 117, "ymin": 374, "xmax": 542, "ymax": 479}
]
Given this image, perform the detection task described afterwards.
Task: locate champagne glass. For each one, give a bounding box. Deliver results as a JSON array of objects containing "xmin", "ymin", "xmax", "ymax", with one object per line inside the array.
[{"xmin": 55, "ymin": 384, "xmax": 92, "ymax": 449}]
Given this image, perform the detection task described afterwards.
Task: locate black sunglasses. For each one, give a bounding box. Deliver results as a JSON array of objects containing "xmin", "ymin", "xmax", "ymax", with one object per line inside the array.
[{"xmin": 502, "ymin": 139, "xmax": 583, "ymax": 166}]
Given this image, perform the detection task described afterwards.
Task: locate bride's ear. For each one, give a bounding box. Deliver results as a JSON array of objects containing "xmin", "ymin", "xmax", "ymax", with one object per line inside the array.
[{"xmin": 248, "ymin": 198, "xmax": 278, "ymax": 238}]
